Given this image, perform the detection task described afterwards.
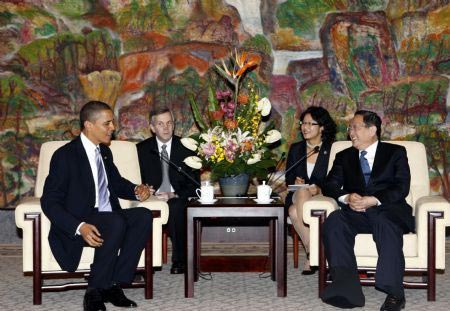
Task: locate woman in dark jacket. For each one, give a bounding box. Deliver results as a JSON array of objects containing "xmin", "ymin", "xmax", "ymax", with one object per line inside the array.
[{"xmin": 285, "ymin": 106, "xmax": 336, "ymax": 274}]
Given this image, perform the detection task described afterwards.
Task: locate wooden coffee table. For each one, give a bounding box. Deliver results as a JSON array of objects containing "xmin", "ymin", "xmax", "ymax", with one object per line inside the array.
[{"xmin": 184, "ymin": 197, "xmax": 286, "ymax": 298}]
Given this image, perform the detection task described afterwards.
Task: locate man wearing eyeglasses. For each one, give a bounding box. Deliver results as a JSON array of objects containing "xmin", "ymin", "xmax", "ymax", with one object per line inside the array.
[{"xmin": 320, "ymin": 110, "xmax": 414, "ymax": 311}]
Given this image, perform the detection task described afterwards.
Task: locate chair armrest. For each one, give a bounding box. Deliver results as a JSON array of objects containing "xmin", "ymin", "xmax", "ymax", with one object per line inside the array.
[
  {"xmin": 303, "ymin": 195, "xmax": 338, "ymax": 224},
  {"xmin": 415, "ymin": 195, "xmax": 450, "ymax": 269},
  {"xmin": 15, "ymin": 197, "xmax": 43, "ymax": 229},
  {"xmin": 129, "ymin": 197, "xmax": 169, "ymax": 225},
  {"xmin": 415, "ymin": 195, "xmax": 450, "ymax": 229},
  {"xmin": 303, "ymin": 195, "xmax": 339, "ymax": 266}
]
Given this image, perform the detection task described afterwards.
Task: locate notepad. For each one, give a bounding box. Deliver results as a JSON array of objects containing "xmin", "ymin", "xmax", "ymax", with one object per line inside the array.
[{"xmin": 288, "ymin": 184, "xmax": 311, "ymax": 192}]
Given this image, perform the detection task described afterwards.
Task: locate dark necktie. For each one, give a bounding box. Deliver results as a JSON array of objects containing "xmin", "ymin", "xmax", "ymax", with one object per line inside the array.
[
  {"xmin": 159, "ymin": 144, "xmax": 171, "ymax": 192},
  {"xmin": 96, "ymin": 147, "xmax": 112, "ymax": 212},
  {"xmin": 360, "ymin": 150, "xmax": 371, "ymax": 185}
]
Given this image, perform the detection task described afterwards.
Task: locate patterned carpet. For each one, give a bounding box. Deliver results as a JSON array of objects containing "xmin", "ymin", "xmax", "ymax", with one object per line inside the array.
[{"xmin": 1, "ymin": 242, "xmax": 449, "ymax": 311}]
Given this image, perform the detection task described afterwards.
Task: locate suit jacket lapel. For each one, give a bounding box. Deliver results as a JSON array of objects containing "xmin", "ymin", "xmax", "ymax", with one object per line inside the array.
[
  {"xmin": 350, "ymin": 147, "xmax": 367, "ymax": 187},
  {"xmin": 150, "ymin": 138, "xmax": 163, "ymax": 183},
  {"xmin": 74, "ymin": 137, "xmax": 96, "ymax": 201},
  {"xmin": 370, "ymin": 142, "xmax": 387, "ymax": 184},
  {"xmin": 310, "ymin": 142, "xmax": 327, "ymax": 179},
  {"xmin": 297, "ymin": 141, "xmax": 308, "ymax": 179}
]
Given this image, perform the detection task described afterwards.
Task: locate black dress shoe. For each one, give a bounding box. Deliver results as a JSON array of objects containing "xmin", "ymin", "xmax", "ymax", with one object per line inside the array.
[
  {"xmin": 170, "ymin": 262, "xmax": 185, "ymax": 274},
  {"xmin": 380, "ymin": 294, "xmax": 405, "ymax": 311},
  {"xmin": 320, "ymin": 267, "xmax": 365, "ymax": 308},
  {"xmin": 102, "ymin": 284, "xmax": 137, "ymax": 308},
  {"xmin": 84, "ymin": 288, "xmax": 106, "ymax": 311},
  {"xmin": 301, "ymin": 266, "xmax": 318, "ymax": 275}
]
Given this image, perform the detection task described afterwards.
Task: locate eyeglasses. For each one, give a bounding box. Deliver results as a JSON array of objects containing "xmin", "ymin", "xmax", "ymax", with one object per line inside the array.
[
  {"xmin": 299, "ymin": 121, "xmax": 319, "ymax": 127},
  {"xmin": 347, "ymin": 123, "xmax": 368, "ymax": 132}
]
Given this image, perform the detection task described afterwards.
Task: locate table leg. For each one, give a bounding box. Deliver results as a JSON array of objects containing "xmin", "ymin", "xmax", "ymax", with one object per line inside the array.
[
  {"xmin": 185, "ymin": 212, "xmax": 194, "ymax": 298},
  {"xmin": 276, "ymin": 214, "xmax": 287, "ymax": 297},
  {"xmin": 194, "ymin": 219, "xmax": 201, "ymax": 282},
  {"xmin": 269, "ymin": 219, "xmax": 276, "ymax": 281}
]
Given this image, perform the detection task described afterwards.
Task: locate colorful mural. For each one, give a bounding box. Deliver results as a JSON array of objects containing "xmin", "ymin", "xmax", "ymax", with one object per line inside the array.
[{"xmin": 0, "ymin": 0, "xmax": 449, "ymax": 209}]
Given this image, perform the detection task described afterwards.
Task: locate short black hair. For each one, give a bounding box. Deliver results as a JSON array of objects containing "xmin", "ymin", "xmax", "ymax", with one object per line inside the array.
[
  {"xmin": 300, "ymin": 106, "xmax": 337, "ymax": 143},
  {"xmin": 149, "ymin": 107, "xmax": 173, "ymax": 124},
  {"xmin": 79, "ymin": 101, "xmax": 112, "ymax": 130},
  {"xmin": 354, "ymin": 110, "xmax": 382, "ymax": 139}
]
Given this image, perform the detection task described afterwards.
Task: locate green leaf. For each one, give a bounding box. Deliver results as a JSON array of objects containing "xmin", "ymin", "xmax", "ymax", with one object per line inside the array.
[
  {"xmin": 189, "ymin": 95, "xmax": 207, "ymax": 132},
  {"xmin": 207, "ymin": 84, "xmax": 218, "ymax": 111}
]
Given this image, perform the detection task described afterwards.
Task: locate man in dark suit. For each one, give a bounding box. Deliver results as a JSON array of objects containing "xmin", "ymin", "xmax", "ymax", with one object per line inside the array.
[
  {"xmin": 41, "ymin": 101, "xmax": 154, "ymax": 311},
  {"xmin": 320, "ymin": 110, "xmax": 414, "ymax": 311},
  {"xmin": 137, "ymin": 107, "xmax": 200, "ymax": 274}
]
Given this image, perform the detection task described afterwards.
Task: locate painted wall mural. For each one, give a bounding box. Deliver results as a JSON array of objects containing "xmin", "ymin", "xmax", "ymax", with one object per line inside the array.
[{"xmin": 0, "ymin": 0, "xmax": 449, "ymax": 209}]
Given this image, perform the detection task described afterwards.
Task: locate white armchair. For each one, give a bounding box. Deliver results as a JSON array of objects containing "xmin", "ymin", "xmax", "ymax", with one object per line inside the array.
[
  {"xmin": 303, "ymin": 141, "xmax": 450, "ymax": 301},
  {"xmin": 15, "ymin": 141, "xmax": 169, "ymax": 304}
]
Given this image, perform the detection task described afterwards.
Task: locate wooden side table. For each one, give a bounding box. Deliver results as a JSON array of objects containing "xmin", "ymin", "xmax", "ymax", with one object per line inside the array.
[{"xmin": 184, "ymin": 197, "xmax": 286, "ymax": 298}]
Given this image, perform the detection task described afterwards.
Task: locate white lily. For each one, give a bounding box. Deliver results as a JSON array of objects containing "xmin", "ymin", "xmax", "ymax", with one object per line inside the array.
[
  {"xmin": 200, "ymin": 126, "xmax": 221, "ymax": 142},
  {"xmin": 265, "ymin": 129, "xmax": 282, "ymax": 144},
  {"xmin": 180, "ymin": 137, "xmax": 198, "ymax": 151},
  {"xmin": 257, "ymin": 97, "xmax": 272, "ymax": 116},
  {"xmin": 247, "ymin": 153, "xmax": 262, "ymax": 165},
  {"xmin": 183, "ymin": 156, "xmax": 202, "ymax": 169},
  {"xmin": 235, "ymin": 127, "xmax": 251, "ymax": 143}
]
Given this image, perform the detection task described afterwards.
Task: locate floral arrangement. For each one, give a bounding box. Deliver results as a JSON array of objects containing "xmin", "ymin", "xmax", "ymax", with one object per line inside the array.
[{"xmin": 181, "ymin": 50, "xmax": 281, "ymax": 180}]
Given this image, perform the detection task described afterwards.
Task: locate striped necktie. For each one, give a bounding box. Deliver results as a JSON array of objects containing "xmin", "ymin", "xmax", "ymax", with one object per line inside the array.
[
  {"xmin": 159, "ymin": 144, "xmax": 171, "ymax": 192},
  {"xmin": 96, "ymin": 147, "xmax": 112, "ymax": 212}
]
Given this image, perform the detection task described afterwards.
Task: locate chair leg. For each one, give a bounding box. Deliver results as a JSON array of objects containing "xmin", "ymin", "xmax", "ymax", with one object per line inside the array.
[
  {"xmin": 26, "ymin": 213, "xmax": 43, "ymax": 305},
  {"xmin": 162, "ymin": 226, "xmax": 168, "ymax": 265},
  {"xmin": 312, "ymin": 210, "xmax": 327, "ymax": 298},
  {"xmin": 291, "ymin": 225, "xmax": 299, "ymax": 269},
  {"xmin": 144, "ymin": 228, "xmax": 153, "ymax": 299},
  {"xmin": 427, "ymin": 211, "xmax": 443, "ymax": 301}
]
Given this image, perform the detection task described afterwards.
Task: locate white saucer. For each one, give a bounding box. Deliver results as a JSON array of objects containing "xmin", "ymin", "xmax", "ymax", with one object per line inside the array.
[
  {"xmin": 198, "ymin": 198, "xmax": 218, "ymax": 204},
  {"xmin": 253, "ymin": 198, "xmax": 274, "ymax": 204}
]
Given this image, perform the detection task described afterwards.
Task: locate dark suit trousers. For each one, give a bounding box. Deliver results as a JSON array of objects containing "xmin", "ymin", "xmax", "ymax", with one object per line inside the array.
[
  {"xmin": 323, "ymin": 207, "xmax": 406, "ymax": 297},
  {"xmin": 167, "ymin": 197, "xmax": 187, "ymax": 264},
  {"xmin": 85, "ymin": 207, "xmax": 153, "ymax": 289}
]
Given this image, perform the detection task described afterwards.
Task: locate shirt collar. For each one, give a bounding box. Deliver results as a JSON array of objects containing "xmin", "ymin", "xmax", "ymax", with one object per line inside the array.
[
  {"xmin": 80, "ymin": 132, "xmax": 99, "ymax": 153},
  {"xmin": 156, "ymin": 137, "xmax": 172, "ymax": 150},
  {"xmin": 361, "ymin": 140, "xmax": 379, "ymax": 158}
]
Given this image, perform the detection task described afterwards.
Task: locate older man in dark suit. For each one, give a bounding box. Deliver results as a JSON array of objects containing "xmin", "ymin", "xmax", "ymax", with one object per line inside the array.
[
  {"xmin": 137, "ymin": 107, "xmax": 200, "ymax": 275},
  {"xmin": 320, "ymin": 110, "xmax": 414, "ymax": 311},
  {"xmin": 41, "ymin": 101, "xmax": 153, "ymax": 311}
]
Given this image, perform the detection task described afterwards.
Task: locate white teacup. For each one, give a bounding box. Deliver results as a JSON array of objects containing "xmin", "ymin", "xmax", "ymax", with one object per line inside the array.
[
  {"xmin": 196, "ymin": 182, "xmax": 214, "ymax": 202},
  {"xmin": 257, "ymin": 181, "xmax": 272, "ymax": 202}
]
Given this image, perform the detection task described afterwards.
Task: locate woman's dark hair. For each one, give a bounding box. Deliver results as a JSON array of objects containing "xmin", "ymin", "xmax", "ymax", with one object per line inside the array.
[{"xmin": 300, "ymin": 106, "xmax": 337, "ymax": 143}]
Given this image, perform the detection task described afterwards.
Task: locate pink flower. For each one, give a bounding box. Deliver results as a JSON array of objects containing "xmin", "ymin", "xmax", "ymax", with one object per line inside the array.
[
  {"xmin": 225, "ymin": 149, "xmax": 235, "ymax": 162},
  {"xmin": 216, "ymin": 90, "xmax": 232, "ymax": 100},
  {"xmin": 220, "ymin": 101, "xmax": 236, "ymax": 118},
  {"xmin": 201, "ymin": 143, "xmax": 216, "ymax": 157},
  {"xmin": 224, "ymin": 140, "xmax": 239, "ymax": 162}
]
